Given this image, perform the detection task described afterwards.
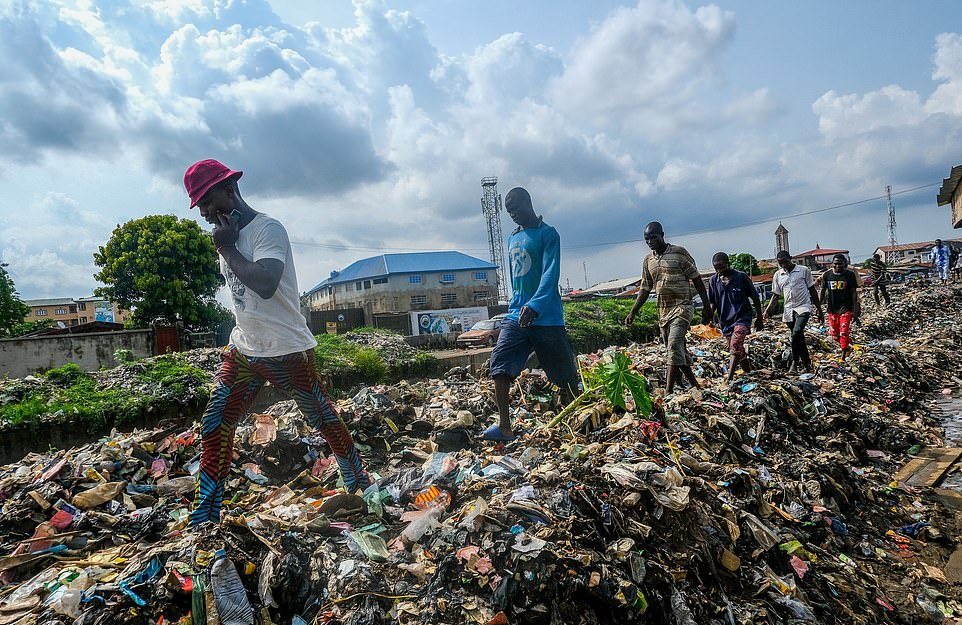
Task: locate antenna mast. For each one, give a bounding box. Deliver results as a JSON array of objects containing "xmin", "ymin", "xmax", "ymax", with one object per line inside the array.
[
  {"xmin": 886, "ymin": 185, "xmax": 898, "ymax": 248},
  {"xmin": 481, "ymin": 177, "xmax": 507, "ymax": 303}
]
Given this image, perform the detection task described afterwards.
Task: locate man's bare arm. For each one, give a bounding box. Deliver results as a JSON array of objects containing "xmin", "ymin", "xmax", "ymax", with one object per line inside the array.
[{"xmin": 220, "ymin": 251, "xmax": 284, "ymax": 299}]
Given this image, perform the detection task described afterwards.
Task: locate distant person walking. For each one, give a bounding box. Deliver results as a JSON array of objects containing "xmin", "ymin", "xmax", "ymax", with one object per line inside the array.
[
  {"xmin": 706, "ymin": 252, "xmax": 764, "ymax": 383},
  {"xmin": 820, "ymin": 254, "xmax": 861, "ymax": 361},
  {"xmin": 484, "ymin": 187, "xmax": 579, "ymax": 441},
  {"xmin": 625, "ymin": 222, "xmax": 712, "ymax": 394},
  {"xmin": 930, "ymin": 239, "xmax": 952, "ymax": 284},
  {"xmin": 869, "ymin": 253, "xmax": 891, "ymax": 306},
  {"xmin": 764, "ymin": 251, "xmax": 823, "ymax": 373},
  {"xmin": 183, "ymin": 159, "xmax": 369, "ymax": 526}
]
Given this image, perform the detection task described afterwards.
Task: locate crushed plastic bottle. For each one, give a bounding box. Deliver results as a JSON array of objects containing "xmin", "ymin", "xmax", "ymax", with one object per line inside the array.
[{"xmin": 210, "ymin": 549, "xmax": 254, "ymax": 625}]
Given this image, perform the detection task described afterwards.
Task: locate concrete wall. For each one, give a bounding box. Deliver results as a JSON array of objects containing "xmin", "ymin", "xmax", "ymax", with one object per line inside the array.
[
  {"xmin": 0, "ymin": 330, "xmax": 153, "ymax": 378},
  {"xmin": 308, "ymin": 269, "xmax": 499, "ymax": 313}
]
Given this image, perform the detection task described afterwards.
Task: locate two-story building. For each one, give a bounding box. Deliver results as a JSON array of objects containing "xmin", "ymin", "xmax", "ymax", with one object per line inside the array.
[
  {"xmin": 303, "ymin": 251, "xmax": 499, "ymax": 314},
  {"xmin": 23, "ymin": 296, "xmax": 129, "ymax": 326},
  {"xmin": 874, "ymin": 238, "xmax": 962, "ymax": 265}
]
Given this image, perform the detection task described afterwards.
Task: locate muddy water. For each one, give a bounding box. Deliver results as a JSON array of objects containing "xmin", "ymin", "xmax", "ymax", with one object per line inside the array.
[{"xmin": 933, "ymin": 391, "xmax": 962, "ymax": 490}]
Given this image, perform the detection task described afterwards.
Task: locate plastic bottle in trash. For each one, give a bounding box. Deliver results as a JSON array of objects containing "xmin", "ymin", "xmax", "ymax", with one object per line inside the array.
[{"xmin": 210, "ymin": 549, "xmax": 253, "ymax": 625}]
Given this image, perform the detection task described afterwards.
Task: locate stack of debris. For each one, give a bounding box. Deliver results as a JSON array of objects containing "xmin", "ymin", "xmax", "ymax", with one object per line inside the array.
[{"xmin": 1, "ymin": 286, "xmax": 961, "ymax": 625}]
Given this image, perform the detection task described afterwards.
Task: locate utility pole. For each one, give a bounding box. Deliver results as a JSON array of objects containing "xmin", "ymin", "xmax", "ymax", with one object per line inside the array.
[
  {"xmin": 481, "ymin": 178, "xmax": 507, "ymax": 303},
  {"xmin": 886, "ymin": 185, "xmax": 898, "ymax": 249}
]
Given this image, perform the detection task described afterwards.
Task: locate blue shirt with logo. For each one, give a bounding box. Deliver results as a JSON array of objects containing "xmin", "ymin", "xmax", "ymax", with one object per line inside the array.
[
  {"xmin": 707, "ymin": 270, "xmax": 756, "ymax": 335},
  {"xmin": 506, "ymin": 219, "xmax": 564, "ymax": 326}
]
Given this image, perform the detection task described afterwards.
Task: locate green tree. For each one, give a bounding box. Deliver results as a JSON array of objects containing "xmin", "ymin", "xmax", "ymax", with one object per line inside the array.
[
  {"xmin": 6, "ymin": 319, "xmax": 53, "ymax": 337},
  {"xmin": 728, "ymin": 252, "xmax": 761, "ymax": 276},
  {"xmin": 94, "ymin": 215, "xmax": 223, "ymax": 329},
  {"xmin": 0, "ymin": 264, "xmax": 30, "ymax": 337}
]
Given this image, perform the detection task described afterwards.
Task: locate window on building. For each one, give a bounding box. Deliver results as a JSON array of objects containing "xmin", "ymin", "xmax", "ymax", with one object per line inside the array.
[
  {"xmin": 363, "ymin": 280, "xmax": 372, "ymax": 290},
  {"xmin": 410, "ymin": 295, "xmax": 427, "ymax": 306},
  {"xmin": 409, "ymin": 275, "xmax": 422, "ymax": 284},
  {"xmin": 373, "ymin": 277, "xmax": 388, "ymax": 285},
  {"xmin": 474, "ymin": 271, "xmax": 487, "ymax": 280},
  {"xmin": 474, "ymin": 289, "xmax": 489, "ymax": 302},
  {"xmin": 441, "ymin": 293, "xmax": 457, "ymax": 304},
  {"xmin": 80, "ymin": 316, "xmax": 87, "ymax": 323},
  {"xmin": 70, "ymin": 319, "xmax": 78, "ymax": 326},
  {"xmin": 68, "ymin": 305, "xmax": 77, "ymax": 313},
  {"xmin": 346, "ymin": 283, "xmax": 354, "ymax": 292},
  {"xmin": 36, "ymin": 309, "xmax": 47, "ymax": 316},
  {"xmin": 355, "ymin": 281, "xmax": 363, "ymax": 291},
  {"xmin": 78, "ymin": 302, "xmax": 86, "ymax": 311},
  {"xmin": 55, "ymin": 308, "xmax": 67, "ymax": 315},
  {"xmin": 441, "ymin": 273, "xmax": 455, "ymax": 283}
]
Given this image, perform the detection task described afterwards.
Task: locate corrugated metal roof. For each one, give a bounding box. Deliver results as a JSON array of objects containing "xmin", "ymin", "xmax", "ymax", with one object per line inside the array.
[
  {"xmin": 875, "ymin": 238, "xmax": 962, "ymax": 253},
  {"xmin": 307, "ymin": 251, "xmax": 497, "ymax": 294},
  {"xmin": 937, "ymin": 164, "xmax": 962, "ymax": 206},
  {"xmin": 24, "ymin": 298, "xmax": 75, "ymax": 307},
  {"xmin": 793, "ymin": 247, "xmax": 849, "ymax": 257},
  {"xmin": 585, "ymin": 276, "xmax": 642, "ymax": 293}
]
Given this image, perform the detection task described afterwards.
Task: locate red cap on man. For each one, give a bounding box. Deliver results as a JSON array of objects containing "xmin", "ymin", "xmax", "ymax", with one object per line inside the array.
[{"xmin": 183, "ymin": 159, "xmax": 243, "ymax": 208}]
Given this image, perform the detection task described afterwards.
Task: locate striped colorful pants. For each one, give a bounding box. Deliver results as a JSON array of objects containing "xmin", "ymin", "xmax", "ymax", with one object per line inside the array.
[{"xmin": 190, "ymin": 346, "xmax": 369, "ymax": 526}]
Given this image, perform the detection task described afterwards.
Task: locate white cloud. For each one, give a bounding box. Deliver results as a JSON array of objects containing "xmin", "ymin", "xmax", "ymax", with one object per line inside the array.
[
  {"xmin": 550, "ymin": 0, "xmax": 735, "ymax": 136},
  {"xmin": 2, "ymin": 0, "xmax": 962, "ymax": 299}
]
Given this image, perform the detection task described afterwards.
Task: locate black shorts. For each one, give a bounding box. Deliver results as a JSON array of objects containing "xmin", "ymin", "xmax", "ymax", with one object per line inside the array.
[{"xmin": 489, "ymin": 318, "xmax": 579, "ymax": 391}]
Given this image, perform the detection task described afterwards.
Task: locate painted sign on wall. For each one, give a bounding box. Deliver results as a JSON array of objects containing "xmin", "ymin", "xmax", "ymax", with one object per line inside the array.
[
  {"xmin": 94, "ymin": 301, "xmax": 114, "ymax": 323},
  {"xmin": 410, "ymin": 306, "xmax": 488, "ymax": 335}
]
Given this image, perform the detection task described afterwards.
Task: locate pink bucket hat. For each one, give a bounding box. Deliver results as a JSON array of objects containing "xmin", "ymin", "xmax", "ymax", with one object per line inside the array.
[{"xmin": 183, "ymin": 159, "xmax": 243, "ymax": 207}]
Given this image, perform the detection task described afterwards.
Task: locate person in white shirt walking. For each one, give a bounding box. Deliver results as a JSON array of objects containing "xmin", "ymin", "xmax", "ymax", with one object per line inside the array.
[
  {"xmin": 183, "ymin": 159, "xmax": 370, "ymax": 526},
  {"xmin": 763, "ymin": 251, "xmax": 824, "ymax": 373}
]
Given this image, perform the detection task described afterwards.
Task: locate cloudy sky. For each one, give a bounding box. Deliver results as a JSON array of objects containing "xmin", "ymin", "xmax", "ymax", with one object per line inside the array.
[{"xmin": 1, "ymin": 0, "xmax": 960, "ymax": 299}]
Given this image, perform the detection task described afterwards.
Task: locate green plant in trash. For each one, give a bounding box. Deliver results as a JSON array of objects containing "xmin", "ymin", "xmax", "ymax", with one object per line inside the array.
[
  {"xmin": 547, "ymin": 349, "xmax": 651, "ymax": 428},
  {"xmin": 114, "ymin": 348, "xmax": 134, "ymax": 364},
  {"xmin": 596, "ymin": 350, "xmax": 653, "ymax": 414}
]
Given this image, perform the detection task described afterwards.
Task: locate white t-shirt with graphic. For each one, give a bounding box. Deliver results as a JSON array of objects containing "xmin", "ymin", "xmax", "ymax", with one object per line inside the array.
[{"xmin": 222, "ymin": 214, "xmax": 317, "ymax": 357}]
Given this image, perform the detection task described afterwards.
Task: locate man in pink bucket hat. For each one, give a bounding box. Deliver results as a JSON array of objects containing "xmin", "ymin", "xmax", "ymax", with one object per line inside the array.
[{"xmin": 183, "ymin": 159, "xmax": 370, "ymax": 526}]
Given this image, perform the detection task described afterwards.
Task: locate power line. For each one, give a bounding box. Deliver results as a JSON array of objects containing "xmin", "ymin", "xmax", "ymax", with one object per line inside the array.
[
  {"xmin": 290, "ymin": 182, "xmax": 939, "ymax": 255},
  {"xmin": 563, "ymin": 182, "xmax": 938, "ymax": 249}
]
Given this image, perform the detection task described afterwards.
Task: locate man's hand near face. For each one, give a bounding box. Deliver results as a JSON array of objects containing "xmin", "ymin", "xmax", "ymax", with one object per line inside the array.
[{"xmin": 212, "ymin": 212, "xmax": 240, "ymax": 251}]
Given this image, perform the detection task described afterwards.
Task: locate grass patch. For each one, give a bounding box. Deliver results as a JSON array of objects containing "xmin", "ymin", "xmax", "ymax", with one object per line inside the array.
[
  {"xmin": 563, "ymin": 299, "xmax": 660, "ymax": 353},
  {"xmin": 313, "ymin": 331, "xmax": 437, "ymax": 386},
  {"xmin": 0, "ymin": 354, "xmax": 210, "ymax": 431}
]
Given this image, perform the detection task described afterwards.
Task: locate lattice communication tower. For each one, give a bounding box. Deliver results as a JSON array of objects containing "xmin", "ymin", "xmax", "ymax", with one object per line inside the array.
[
  {"xmin": 886, "ymin": 185, "xmax": 898, "ymax": 249},
  {"xmin": 481, "ymin": 177, "xmax": 507, "ymax": 303}
]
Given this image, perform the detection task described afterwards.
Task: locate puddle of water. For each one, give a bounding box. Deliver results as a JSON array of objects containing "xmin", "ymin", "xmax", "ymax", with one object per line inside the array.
[{"xmin": 933, "ymin": 392, "xmax": 962, "ymax": 490}]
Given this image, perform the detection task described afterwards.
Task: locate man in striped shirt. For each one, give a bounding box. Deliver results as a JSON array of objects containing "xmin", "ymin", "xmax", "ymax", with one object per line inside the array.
[
  {"xmin": 869, "ymin": 253, "xmax": 891, "ymax": 306},
  {"xmin": 625, "ymin": 222, "xmax": 712, "ymax": 394}
]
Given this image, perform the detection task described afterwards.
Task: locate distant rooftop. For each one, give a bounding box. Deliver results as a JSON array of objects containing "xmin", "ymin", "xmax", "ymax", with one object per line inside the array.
[
  {"xmin": 24, "ymin": 298, "xmax": 75, "ymax": 307},
  {"xmin": 308, "ymin": 251, "xmax": 497, "ymax": 294},
  {"xmin": 875, "ymin": 238, "xmax": 962, "ymax": 253},
  {"xmin": 793, "ymin": 246, "xmax": 849, "ymax": 257}
]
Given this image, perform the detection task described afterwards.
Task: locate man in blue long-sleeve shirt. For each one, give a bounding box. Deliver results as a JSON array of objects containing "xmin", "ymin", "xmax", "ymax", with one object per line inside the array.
[{"xmin": 484, "ymin": 187, "xmax": 579, "ymax": 441}]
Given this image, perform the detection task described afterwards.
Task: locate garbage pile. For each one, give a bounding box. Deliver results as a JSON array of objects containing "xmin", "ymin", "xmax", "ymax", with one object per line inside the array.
[{"xmin": 1, "ymin": 286, "xmax": 962, "ymax": 624}]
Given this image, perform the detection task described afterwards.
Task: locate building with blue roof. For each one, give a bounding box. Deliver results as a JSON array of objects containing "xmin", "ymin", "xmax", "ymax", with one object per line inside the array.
[{"xmin": 303, "ymin": 251, "xmax": 499, "ymax": 313}]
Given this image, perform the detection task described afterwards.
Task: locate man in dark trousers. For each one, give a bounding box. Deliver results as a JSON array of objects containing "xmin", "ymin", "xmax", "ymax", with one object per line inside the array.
[
  {"xmin": 484, "ymin": 187, "xmax": 579, "ymax": 441},
  {"xmin": 820, "ymin": 253, "xmax": 860, "ymax": 360},
  {"xmin": 707, "ymin": 252, "xmax": 764, "ymax": 382},
  {"xmin": 183, "ymin": 159, "xmax": 370, "ymax": 526},
  {"xmin": 625, "ymin": 222, "xmax": 712, "ymax": 394},
  {"xmin": 764, "ymin": 251, "xmax": 823, "ymax": 373},
  {"xmin": 869, "ymin": 253, "xmax": 891, "ymax": 306}
]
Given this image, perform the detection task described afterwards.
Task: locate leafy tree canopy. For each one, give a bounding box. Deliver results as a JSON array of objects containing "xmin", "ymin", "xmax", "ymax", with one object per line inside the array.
[
  {"xmin": 94, "ymin": 215, "xmax": 223, "ymax": 329},
  {"xmin": 0, "ymin": 264, "xmax": 30, "ymax": 338},
  {"xmin": 728, "ymin": 252, "xmax": 761, "ymax": 276}
]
